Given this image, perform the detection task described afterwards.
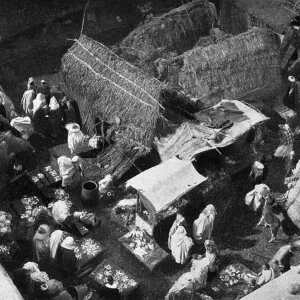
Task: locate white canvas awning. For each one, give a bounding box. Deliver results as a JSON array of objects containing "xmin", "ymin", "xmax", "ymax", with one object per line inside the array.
[
  {"xmin": 155, "ymin": 100, "xmax": 270, "ymax": 161},
  {"xmin": 126, "ymin": 157, "xmax": 207, "ymax": 213}
]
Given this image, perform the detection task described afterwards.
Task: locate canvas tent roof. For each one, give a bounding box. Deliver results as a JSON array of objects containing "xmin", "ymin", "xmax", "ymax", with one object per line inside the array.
[
  {"xmin": 126, "ymin": 157, "xmax": 207, "ymax": 213},
  {"xmin": 155, "ymin": 100, "xmax": 269, "ymax": 161}
]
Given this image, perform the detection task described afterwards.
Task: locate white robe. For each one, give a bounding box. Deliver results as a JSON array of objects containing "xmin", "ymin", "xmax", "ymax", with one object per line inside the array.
[
  {"xmin": 21, "ymin": 89, "xmax": 35, "ymax": 116},
  {"xmin": 170, "ymin": 226, "xmax": 193, "ymax": 264}
]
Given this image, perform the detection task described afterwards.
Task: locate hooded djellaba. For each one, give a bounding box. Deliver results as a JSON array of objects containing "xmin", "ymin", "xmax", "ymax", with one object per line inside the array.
[
  {"xmin": 193, "ymin": 205, "xmax": 217, "ymax": 251},
  {"xmin": 170, "ymin": 225, "xmax": 194, "ymax": 264},
  {"xmin": 49, "ymin": 96, "xmax": 63, "ymax": 138},
  {"xmin": 32, "ymin": 93, "xmax": 51, "ymax": 138},
  {"xmin": 33, "ymin": 224, "xmax": 51, "ymax": 264},
  {"xmin": 21, "ymin": 77, "xmax": 36, "ymax": 116},
  {"xmin": 56, "ymin": 236, "xmax": 78, "ymax": 278}
]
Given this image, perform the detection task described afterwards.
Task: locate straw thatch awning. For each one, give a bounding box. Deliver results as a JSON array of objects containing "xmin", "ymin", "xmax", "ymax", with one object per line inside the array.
[
  {"xmin": 220, "ymin": 0, "xmax": 297, "ymax": 35},
  {"xmin": 165, "ymin": 28, "xmax": 283, "ymax": 108},
  {"xmin": 119, "ymin": 0, "xmax": 218, "ymax": 65},
  {"xmin": 61, "ymin": 34, "xmax": 164, "ymax": 149},
  {"xmin": 61, "ymin": 35, "xmax": 166, "ymax": 179}
]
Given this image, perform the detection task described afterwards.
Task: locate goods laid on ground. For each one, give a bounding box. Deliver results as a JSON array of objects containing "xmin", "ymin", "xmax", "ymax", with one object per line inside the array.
[
  {"xmin": 89, "ymin": 259, "xmax": 139, "ymax": 296},
  {"xmin": 119, "ymin": 227, "xmax": 169, "ymax": 271}
]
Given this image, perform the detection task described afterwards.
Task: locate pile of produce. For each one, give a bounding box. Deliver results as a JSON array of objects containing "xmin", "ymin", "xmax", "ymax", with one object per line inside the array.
[
  {"xmin": 0, "ymin": 211, "xmax": 12, "ymax": 236},
  {"xmin": 92, "ymin": 263, "xmax": 137, "ymax": 292},
  {"xmin": 20, "ymin": 196, "xmax": 49, "ymax": 224},
  {"xmin": 126, "ymin": 228, "xmax": 155, "ymax": 259},
  {"xmin": 219, "ymin": 265, "xmax": 243, "ymax": 287}
]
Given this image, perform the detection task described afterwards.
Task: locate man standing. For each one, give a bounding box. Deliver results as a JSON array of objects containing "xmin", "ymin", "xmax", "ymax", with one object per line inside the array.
[
  {"xmin": 21, "ymin": 77, "xmax": 36, "ymax": 116},
  {"xmin": 40, "ymin": 79, "xmax": 51, "ymax": 105}
]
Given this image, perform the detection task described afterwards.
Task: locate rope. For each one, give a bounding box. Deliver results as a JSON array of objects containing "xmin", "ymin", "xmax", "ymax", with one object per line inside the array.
[
  {"xmin": 75, "ymin": 40, "xmax": 164, "ymax": 109},
  {"xmin": 68, "ymin": 52, "xmax": 156, "ymax": 109},
  {"xmin": 80, "ymin": 0, "xmax": 91, "ymax": 36}
]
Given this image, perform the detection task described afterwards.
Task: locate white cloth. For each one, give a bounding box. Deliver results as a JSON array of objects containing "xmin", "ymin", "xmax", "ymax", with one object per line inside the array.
[
  {"xmin": 256, "ymin": 268, "xmax": 275, "ymax": 285},
  {"xmin": 98, "ymin": 175, "xmax": 113, "ymax": 194},
  {"xmin": 10, "ymin": 116, "xmax": 34, "ymax": 138},
  {"xmin": 165, "ymin": 272, "xmax": 196, "ymax": 300},
  {"xmin": 68, "ymin": 130, "xmax": 85, "ymax": 154},
  {"xmin": 168, "ymin": 214, "xmax": 185, "ymax": 250},
  {"xmin": 190, "ymin": 258, "xmax": 210, "ymax": 288},
  {"xmin": 49, "ymin": 96, "xmax": 60, "ymax": 111},
  {"xmin": 245, "ymin": 184, "xmax": 270, "ymax": 211},
  {"xmin": 274, "ymin": 145, "xmax": 293, "ymax": 158},
  {"xmin": 170, "ymin": 226, "xmax": 193, "ymax": 264},
  {"xmin": 21, "ymin": 89, "xmax": 35, "ymax": 116},
  {"xmin": 193, "ymin": 205, "xmax": 216, "ymax": 244},
  {"xmin": 23, "ymin": 262, "xmax": 40, "ymax": 273},
  {"xmin": 0, "ymin": 87, "xmax": 15, "ymax": 120},
  {"xmin": 51, "ymin": 200, "xmax": 71, "ymax": 224},
  {"xmin": 250, "ymin": 161, "xmax": 264, "ymax": 179},
  {"xmin": 32, "ymin": 93, "xmax": 47, "ymax": 116},
  {"xmin": 57, "ymin": 156, "xmax": 76, "ymax": 187},
  {"xmin": 50, "ymin": 230, "xmax": 64, "ymax": 259}
]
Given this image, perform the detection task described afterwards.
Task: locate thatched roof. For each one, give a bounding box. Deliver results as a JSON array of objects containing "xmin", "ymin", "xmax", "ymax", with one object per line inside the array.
[
  {"xmin": 237, "ymin": 0, "xmax": 297, "ymax": 33},
  {"xmin": 119, "ymin": 0, "xmax": 218, "ymax": 73},
  {"xmin": 220, "ymin": 0, "xmax": 297, "ymax": 35},
  {"xmin": 61, "ymin": 34, "xmax": 164, "ymax": 150},
  {"xmin": 165, "ymin": 28, "xmax": 283, "ymax": 108}
]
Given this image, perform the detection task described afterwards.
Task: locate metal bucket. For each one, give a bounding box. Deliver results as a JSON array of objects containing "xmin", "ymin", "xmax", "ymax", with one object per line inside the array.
[{"xmin": 81, "ymin": 181, "xmax": 98, "ymax": 206}]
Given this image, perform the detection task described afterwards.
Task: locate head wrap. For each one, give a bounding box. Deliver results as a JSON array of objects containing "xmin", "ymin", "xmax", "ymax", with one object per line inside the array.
[{"xmin": 49, "ymin": 96, "xmax": 60, "ymax": 111}]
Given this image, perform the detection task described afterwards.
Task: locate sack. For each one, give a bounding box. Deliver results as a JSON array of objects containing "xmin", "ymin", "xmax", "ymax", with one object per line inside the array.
[
  {"xmin": 88, "ymin": 134, "xmax": 101, "ymax": 149},
  {"xmin": 245, "ymin": 190, "xmax": 256, "ymax": 206}
]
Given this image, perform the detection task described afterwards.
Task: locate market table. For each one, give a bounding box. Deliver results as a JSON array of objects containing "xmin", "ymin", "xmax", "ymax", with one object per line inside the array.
[
  {"xmin": 61, "ymin": 232, "xmax": 105, "ymax": 269},
  {"xmin": 205, "ymin": 263, "xmax": 258, "ymax": 300},
  {"xmin": 118, "ymin": 228, "xmax": 169, "ymax": 271},
  {"xmin": 11, "ymin": 194, "xmax": 50, "ymax": 226},
  {"xmin": 89, "ymin": 259, "xmax": 140, "ymax": 298}
]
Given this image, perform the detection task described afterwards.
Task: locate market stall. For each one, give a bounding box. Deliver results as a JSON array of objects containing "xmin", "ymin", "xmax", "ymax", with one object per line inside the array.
[
  {"xmin": 11, "ymin": 194, "xmax": 50, "ymax": 226},
  {"xmin": 27, "ymin": 162, "xmax": 61, "ymax": 191},
  {"xmin": 126, "ymin": 157, "xmax": 207, "ymax": 236},
  {"xmin": 205, "ymin": 263, "xmax": 258, "ymax": 300},
  {"xmin": 89, "ymin": 259, "xmax": 140, "ymax": 298},
  {"xmin": 61, "ymin": 232, "xmax": 105, "ymax": 269},
  {"xmin": 119, "ymin": 227, "xmax": 169, "ymax": 271}
]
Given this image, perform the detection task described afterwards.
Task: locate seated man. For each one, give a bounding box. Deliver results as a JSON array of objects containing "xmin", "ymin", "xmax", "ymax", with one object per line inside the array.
[{"xmin": 256, "ymin": 263, "xmax": 275, "ymax": 286}]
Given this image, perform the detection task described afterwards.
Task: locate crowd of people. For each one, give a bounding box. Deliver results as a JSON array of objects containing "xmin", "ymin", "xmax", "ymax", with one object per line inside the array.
[
  {"xmin": 164, "ymin": 118, "xmax": 300, "ymax": 299},
  {"xmin": 20, "ymin": 77, "xmax": 80, "ymax": 139}
]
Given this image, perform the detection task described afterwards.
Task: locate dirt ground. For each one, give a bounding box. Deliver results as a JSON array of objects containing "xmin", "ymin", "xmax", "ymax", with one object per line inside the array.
[
  {"xmin": 1, "ymin": 9, "xmax": 300, "ymax": 299},
  {"xmin": 3, "ymin": 75, "xmax": 300, "ymax": 300}
]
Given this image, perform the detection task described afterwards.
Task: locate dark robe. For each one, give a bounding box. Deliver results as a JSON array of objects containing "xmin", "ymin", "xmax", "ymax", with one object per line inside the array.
[
  {"xmin": 32, "ymin": 107, "xmax": 51, "ymax": 137},
  {"xmin": 56, "ymin": 245, "xmax": 77, "ymax": 277}
]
